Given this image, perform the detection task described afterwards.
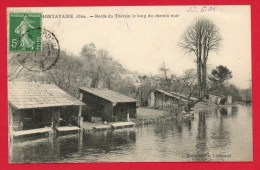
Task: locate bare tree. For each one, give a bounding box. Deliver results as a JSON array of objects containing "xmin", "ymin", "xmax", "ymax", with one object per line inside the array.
[
  {"xmin": 169, "ymin": 74, "xmax": 182, "ymax": 93},
  {"xmin": 8, "ymin": 54, "xmax": 26, "ymax": 81},
  {"xmin": 181, "ymin": 69, "xmax": 198, "ymax": 99},
  {"xmin": 179, "ymin": 18, "xmax": 222, "ymax": 98},
  {"xmin": 47, "ymin": 52, "xmax": 86, "ymax": 96},
  {"xmin": 159, "ymin": 62, "xmax": 171, "ymax": 92},
  {"xmin": 8, "ymin": 54, "xmax": 41, "ymax": 81}
]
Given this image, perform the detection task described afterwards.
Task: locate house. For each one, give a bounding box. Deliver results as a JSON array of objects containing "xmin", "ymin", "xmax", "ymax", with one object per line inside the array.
[
  {"xmin": 208, "ymin": 94, "xmax": 232, "ymax": 105},
  {"xmin": 208, "ymin": 94, "xmax": 223, "ymax": 104},
  {"xmin": 227, "ymin": 95, "xmax": 233, "ymax": 104},
  {"xmin": 8, "ymin": 82, "xmax": 85, "ymax": 139},
  {"xmin": 78, "ymin": 87, "xmax": 138, "ymax": 122}
]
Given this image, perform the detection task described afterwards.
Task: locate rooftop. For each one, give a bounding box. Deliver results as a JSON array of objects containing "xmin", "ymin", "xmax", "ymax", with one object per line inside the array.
[
  {"xmin": 8, "ymin": 82, "xmax": 85, "ymax": 109},
  {"xmin": 155, "ymin": 89, "xmax": 197, "ymax": 102},
  {"xmin": 79, "ymin": 87, "xmax": 138, "ymax": 103},
  {"xmin": 170, "ymin": 91, "xmax": 198, "ymax": 101},
  {"xmin": 155, "ymin": 89, "xmax": 175, "ymax": 98}
]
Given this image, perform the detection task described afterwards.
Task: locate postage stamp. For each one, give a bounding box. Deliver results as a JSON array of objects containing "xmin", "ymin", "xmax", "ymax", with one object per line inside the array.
[{"xmin": 8, "ymin": 13, "xmax": 42, "ymax": 52}]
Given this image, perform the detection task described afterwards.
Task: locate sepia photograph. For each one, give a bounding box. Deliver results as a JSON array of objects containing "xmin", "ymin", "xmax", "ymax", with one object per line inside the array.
[{"xmin": 7, "ymin": 6, "xmax": 252, "ymax": 163}]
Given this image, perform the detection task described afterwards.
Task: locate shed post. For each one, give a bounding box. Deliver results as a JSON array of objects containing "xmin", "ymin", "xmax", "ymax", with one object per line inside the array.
[
  {"xmin": 8, "ymin": 105, "xmax": 14, "ymax": 163},
  {"xmin": 51, "ymin": 109, "xmax": 54, "ymax": 129},
  {"xmin": 8, "ymin": 104, "xmax": 13, "ymax": 140},
  {"xmin": 162, "ymin": 91, "xmax": 164, "ymax": 109},
  {"xmin": 78, "ymin": 105, "xmax": 82, "ymax": 117},
  {"xmin": 78, "ymin": 93, "xmax": 83, "ymax": 128},
  {"xmin": 78, "ymin": 105, "xmax": 83, "ymax": 128},
  {"xmin": 52, "ymin": 107, "xmax": 61, "ymax": 129},
  {"xmin": 111, "ymin": 103, "xmax": 114, "ymax": 122},
  {"xmin": 127, "ymin": 112, "xmax": 130, "ymax": 122},
  {"xmin": 150, "ymin": 92, "xmax": 155, "ymax": 107},
  {"xmin": 8, "ymin": 104, "xmax": 13, "ymax": 141}
]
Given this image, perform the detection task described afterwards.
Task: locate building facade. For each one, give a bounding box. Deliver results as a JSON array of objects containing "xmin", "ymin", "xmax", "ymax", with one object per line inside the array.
[
  {"xmin": 8, "ymin": 82, "xmax": 85, "ymax": 139},
  {"xmin": 79, "ymin": 87, "xmax": 138, "ymax": 122}
]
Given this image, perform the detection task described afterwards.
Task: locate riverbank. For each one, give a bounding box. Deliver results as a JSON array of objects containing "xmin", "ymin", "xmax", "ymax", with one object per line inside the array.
[
  {"xmin": 194, "ymin": 101, "xmax": 242, "ymax": 110},
  {"xmin": 81, "ymin": 107, "xmax": 175, "ymax": 132},
  {"xmin": 10, "ymin": 105, "xmax": 252, "ymax": 163},
  {"xmin": 132, "ymin": 107, "xmax": 176, "ymax": 126}
]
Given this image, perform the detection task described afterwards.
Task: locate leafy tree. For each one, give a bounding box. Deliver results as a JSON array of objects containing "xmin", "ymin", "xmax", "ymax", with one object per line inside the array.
[
  {"xmin": 80, "ymin": 42, "xmax": 96, "ymax": 60},
  {"xmin": 220, "ymin": 84, "xmax": 241, "ymax": 102},
  {"xmin": 240, "ymin": 87, "xmax": 252, "ymax": 103},
  {"xmin": 208, "ymin": 65, "xmax": 232, "ymax": 92}
]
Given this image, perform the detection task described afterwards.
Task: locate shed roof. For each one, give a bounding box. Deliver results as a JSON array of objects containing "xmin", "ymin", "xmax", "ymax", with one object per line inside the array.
[
  {"xmin": 155, "ymin": 89, "xmax": 197, "ymax": 102},
  {"xmin": 79, "ymin": 87, "xmax": 138, "ymax": 103},
  {"xmin": 155, "ymin": 89, "xmax": 175, "ymax": 98},
  {"xmin": 171, "ymin": 92, "xmax": 198, "ymax": 101},
  {"xmin": 8, "ymin": 82, "xmax": 85, "ymax": 109},
  {"xmin": 209, "ymin": 93, "xmax": 225, "ymax": 98}
]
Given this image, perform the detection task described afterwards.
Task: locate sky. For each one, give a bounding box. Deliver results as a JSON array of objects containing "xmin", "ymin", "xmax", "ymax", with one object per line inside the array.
[{"xmin": 9, "ymin": 6, "xmax": 252, "ymax": 88}]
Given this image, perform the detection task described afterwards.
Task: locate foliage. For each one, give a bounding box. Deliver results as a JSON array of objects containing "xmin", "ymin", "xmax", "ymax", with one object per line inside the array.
[
  {"xmin": 208, "ymin": 65, "xmax": 232, "ymax": 91},
  {"xmin": 8, "ymin": 41, "xmax": 247, "ymax": 105},
  {"xmin": 46, "ymin": 52, "xmax": 88, "ymax": 96},
  {"xmin": 240, "ymin": 87, "xmax": 252, "ymax": 103},
  {"xmin": 80, "ymin": 43, "xmax": 126, "ymax": 89}
]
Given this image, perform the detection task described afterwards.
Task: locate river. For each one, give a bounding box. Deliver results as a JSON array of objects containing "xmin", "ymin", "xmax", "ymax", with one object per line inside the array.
[{"xmin": 9, "ymin": 105, "xmax": 252, "ymax": 163}]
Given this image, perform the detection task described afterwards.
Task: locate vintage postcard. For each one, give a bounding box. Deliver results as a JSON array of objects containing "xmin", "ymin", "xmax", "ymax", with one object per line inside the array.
[{"xmin": 7, "ymin": 6, "xmax": 252, "ymax": 163}]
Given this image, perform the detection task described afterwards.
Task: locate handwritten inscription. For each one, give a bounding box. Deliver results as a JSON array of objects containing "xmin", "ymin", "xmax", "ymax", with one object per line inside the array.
[{"xmin": 186, "ymin": 6, "xmax": 216, "ymax": 13}]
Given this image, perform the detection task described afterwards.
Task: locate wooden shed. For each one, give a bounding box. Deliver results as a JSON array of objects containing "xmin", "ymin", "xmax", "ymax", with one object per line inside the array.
[
  {"xmin": 79, "ymin": 87, "xmax": 138, "ymax": 122},
  {"xmin": 8, "ymin": 82, "xmax": 85, "ymax": 139},
  {"xmin": 150, "ymin": 89, "xmax": 197, "ymax": 110},
  {"xmin": 152, "ymin": 89, "xmax": 179, "ymax": 109}
]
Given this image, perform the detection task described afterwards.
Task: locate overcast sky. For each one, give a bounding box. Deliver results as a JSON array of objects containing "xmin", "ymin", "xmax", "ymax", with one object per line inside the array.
[{"xmin": 10, "ymin": 6, "xmax": 251, "ymax": 88}]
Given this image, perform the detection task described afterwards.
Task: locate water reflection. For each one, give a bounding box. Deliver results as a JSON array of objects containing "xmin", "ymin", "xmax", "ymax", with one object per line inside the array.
[
  {"xmin": 194, "ymin": 111, "xmax": 210, "ymax": 161},
  {"xmin": 231, "ymin": 106, "xmax": 238, "ymax": 118},
  {"xmin": 220, "ymin": 107, "xmax": 228, "ymax": 117},
  {"xmin": 11, "ymin": 137, "xmax": 56, "ymax": 163},
  {"xmin": 84, "ymin": 130, "xmax": 136, "ymax": 153},
  {"xmin": 10, "ymin": 105, "xmax": 252, "ymax": 163},
  {"xmin": 11, "ymin": 129, "xmax": 136, "ymax": 163},
  {"xmin": 212, "ymin": 111, "xmax": 231, "ymax": 154}
]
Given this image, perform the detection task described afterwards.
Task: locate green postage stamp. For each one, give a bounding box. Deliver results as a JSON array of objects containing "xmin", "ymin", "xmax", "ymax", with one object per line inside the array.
[{"xmin": 8, "ymin": 13, "xmax": 42, "ymax": 52}]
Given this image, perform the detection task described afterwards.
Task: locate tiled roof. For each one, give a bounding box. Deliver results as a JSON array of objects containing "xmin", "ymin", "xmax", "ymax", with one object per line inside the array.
[
  {"xmin": 8, "ymin": 82, "xmax": 85, "ymax": 109},
  {"xmin": 79, "ymin": 87, "xmax": 138, "ymax": 103}
]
